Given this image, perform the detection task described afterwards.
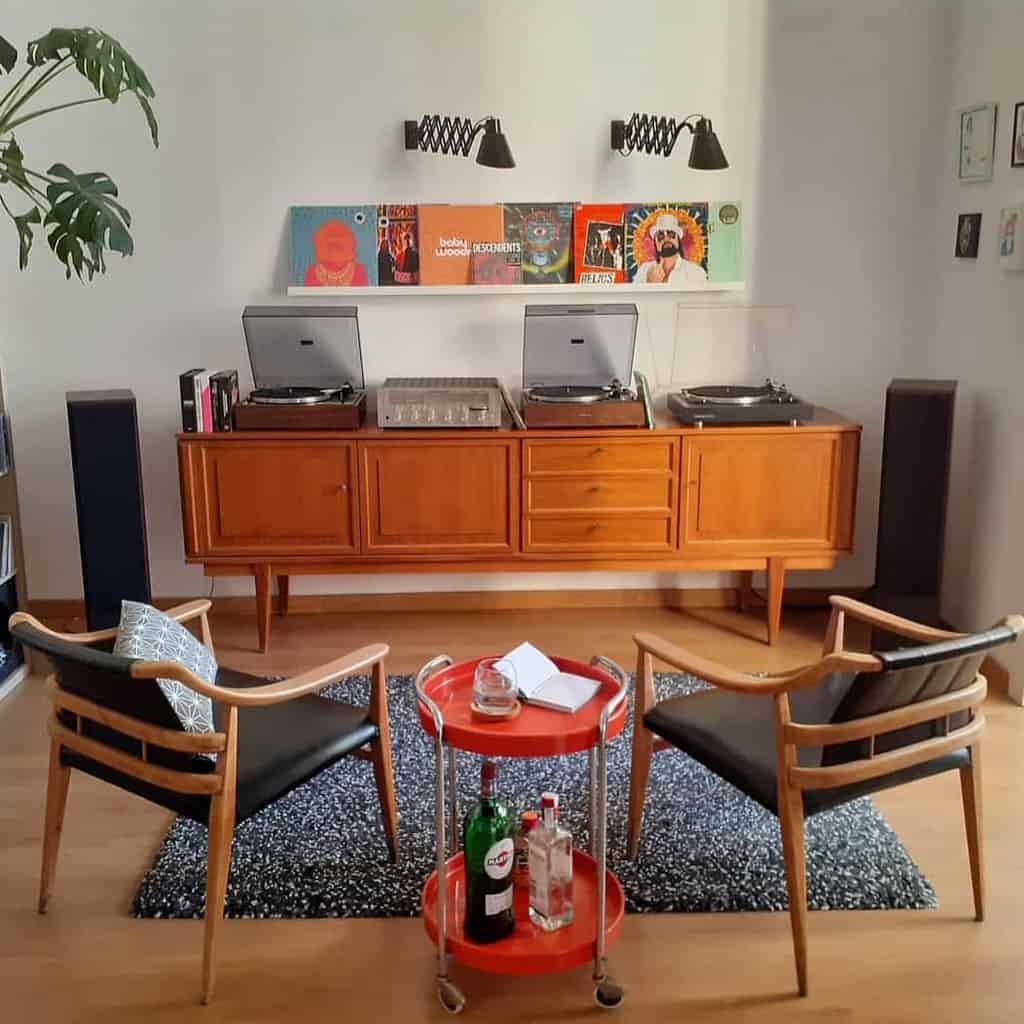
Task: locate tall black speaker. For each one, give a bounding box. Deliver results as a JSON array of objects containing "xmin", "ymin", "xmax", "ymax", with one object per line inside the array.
[
  {"xmin": 67, "ymin": 390, "xmax": 151, "ymax": 630},
  {"xmin": 873, "ymin": 379, "xmax": 956, "ymax": 628}
]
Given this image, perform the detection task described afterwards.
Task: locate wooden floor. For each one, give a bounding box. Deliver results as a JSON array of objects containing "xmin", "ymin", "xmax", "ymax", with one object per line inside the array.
[{"xmin": 1, "ymin": 605, "xmax": 1021, "ymax": 1023}]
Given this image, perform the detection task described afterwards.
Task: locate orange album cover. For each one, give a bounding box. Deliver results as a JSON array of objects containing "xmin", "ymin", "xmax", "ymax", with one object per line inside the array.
[
  {"xmin": 573, "ymin": 203, "xmax": 626, "ymax": 283},
  {"xmin": 418, "ymin": 205, "xmax": 511, "ymax": 285}
]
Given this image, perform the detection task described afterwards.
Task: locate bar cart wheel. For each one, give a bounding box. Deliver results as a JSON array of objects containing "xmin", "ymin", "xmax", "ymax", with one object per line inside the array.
[
  {"xmin": 594, "ymin": 976, "xmax": 625, "ymax": 1009},
  {"xmin": 438, "ymin": 979, "xmax": 466, "ymax": 1015}
]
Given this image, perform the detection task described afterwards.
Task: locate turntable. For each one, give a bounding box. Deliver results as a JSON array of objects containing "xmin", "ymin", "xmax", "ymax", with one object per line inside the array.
[
  {"xmin": 521, "ymin": 304, "xmax": 653, "ymax": 428},
  {"xmin": 668, "ymin": 379, "xmax": 814, "ymax": 426},
  {"xmin": 234, "ymin": 306, "xmax": 368, "ymax": 430}
]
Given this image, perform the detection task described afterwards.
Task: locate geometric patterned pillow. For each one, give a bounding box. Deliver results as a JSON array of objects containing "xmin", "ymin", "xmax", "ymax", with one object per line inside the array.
[{"xmin": 112, "ymin": 600, "xmax": 218, "ymax": 738}]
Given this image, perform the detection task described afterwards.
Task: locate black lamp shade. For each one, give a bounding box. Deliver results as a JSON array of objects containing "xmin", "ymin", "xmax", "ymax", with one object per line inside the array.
[
  {"xmin": 688, "ymin": 118, "xmax": 728, "ymax": 170},
  {"xmin": 476, "ymin": 118, "xmax": 515, "ymax": 169}
]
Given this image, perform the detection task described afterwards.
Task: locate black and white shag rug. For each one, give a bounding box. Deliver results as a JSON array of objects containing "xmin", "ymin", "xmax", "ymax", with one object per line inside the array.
[{"xmin": 133, "ymin": 673, "xmax": 937, "ymax": 919}]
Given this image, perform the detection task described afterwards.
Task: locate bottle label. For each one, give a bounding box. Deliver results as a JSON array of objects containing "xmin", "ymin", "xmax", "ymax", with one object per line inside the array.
[
  {"xmin": 483, "ymin": 838, "xmax": 514, "ymax": 880},
  {"xmin": 485, "ymin": 884, "xmax": 513, "ymax": 917}
]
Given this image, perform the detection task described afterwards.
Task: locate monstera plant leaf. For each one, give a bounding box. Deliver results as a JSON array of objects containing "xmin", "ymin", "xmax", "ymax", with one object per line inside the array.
[
  {"xmin": 14, "ymin": 206, "xmax": 40, "ymax": 269},
  {"xmin": 0, "ymin": 35, "xmax": 16, "ymax": 74},
  {"xmin": 0, "ymin": 137, "xmax": 28, "ymax": 187},
  {"xmin": 26, "ymin": 27, "xmax": 158, "ymax": 146},
  {"xmin": 44, "ymin": 164, "xmax": 133, "ymax": 280}
]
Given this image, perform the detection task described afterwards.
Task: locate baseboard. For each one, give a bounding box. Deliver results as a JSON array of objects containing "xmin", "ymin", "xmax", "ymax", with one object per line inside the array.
[
  {"xmin": 0, "ymin": 664, "xmax": 28, "ymax": 704},
  {"xmin": 28, "ymin": 585, "xmax": 862, "ymax": 630}
]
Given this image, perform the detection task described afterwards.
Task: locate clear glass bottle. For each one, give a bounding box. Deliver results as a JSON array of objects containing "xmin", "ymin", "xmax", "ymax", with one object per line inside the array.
[{"xmin": 528, "ymin": 791, "xmax": 574, "ymax": 932}]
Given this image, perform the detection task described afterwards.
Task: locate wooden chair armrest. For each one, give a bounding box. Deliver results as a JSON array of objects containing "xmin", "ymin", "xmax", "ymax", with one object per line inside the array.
[
  {"xmin": 131, "ymin": 643, "xmax": 389, "ymax": 707},
  {"xmin": 9, "ymin": 611, "xmax": 120, "ymax": 646},
  {"xmin": 633, "ymin": 631, "xmax": 881, "ymax": 696},
  {"xmin": 10, "ymin": 600, "xmax": 213, "ymax": 649},
  {"xmin": 828, "ymin": 595, "xmax": 963, "ymax": 644}
]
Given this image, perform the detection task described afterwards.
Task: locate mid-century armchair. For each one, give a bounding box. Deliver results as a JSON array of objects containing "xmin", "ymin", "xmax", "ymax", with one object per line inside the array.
[
  {"xmin": 627, "ymin": 595, "xmax": 1023, "ymax": 997},
  {"xmin": 10, "ymin": 600, "xmax": 397, "ymax": 1004}
]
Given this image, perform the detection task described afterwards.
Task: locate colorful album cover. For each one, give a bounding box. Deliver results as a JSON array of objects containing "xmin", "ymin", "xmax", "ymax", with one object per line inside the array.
[
  {"xmin": 624, "ymin": 203, "xmax": 709, "ymax": 285},
  {"xmin": 707, "ymin": 201, "xmax": 743, "ymax": 283},
  {"xmin": 377, "ymin": 204, "xmax": 419, "ymax": 286},
  {"xmin": 573, "ymin": 203, "xmax": 626, "ymax": 284},
  {"xmin": 470, "ymin": 251, "xmax": 522, "ymax": 285},
  {"xmin": 418, "ymin": 205, "xmax": 509, "ymax": 285},
  {"xmin": 503, "ymin": 203, "xmax": 572, "ymax": 284},
  {"xmin": 290, "ymin": 206, "xmax": 378, "ymax": 287}
]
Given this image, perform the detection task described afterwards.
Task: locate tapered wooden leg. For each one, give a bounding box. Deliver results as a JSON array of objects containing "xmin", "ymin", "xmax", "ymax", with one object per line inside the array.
[
  {"xmin": 202, "ymin": 707, "xmax": 237, "ymax": 1005},
  {"xmin": 254, "ymin": 565, "xmax": 272, "ymax": 653},
  {"xmin": 369, "ymin": 660, "xmax": 399, "ymax": 862},
  {"xmin": 778, "ymin": 782, "xmax": 809, "ymax": 996},
  {"xmin": 738, "ymin": 571, "xmax": 754, "ymax": 613},
  {"xmin": 960, "ymin": 743, "xmax": 984, "ymax": 922},
  {"xmin": 627, "ymin": 726, "xmax": 654, "ymax": 860},
  {"xmin": 38, "ymin": 739, "xmax": 71, "ymax": 914},
  {"xmin": 276, "ymin": 575, "xmax": 290, "ymax": 617},
  {"xmin": 766, "ymin": 557, "xmax": 786, "ymax": 645}
]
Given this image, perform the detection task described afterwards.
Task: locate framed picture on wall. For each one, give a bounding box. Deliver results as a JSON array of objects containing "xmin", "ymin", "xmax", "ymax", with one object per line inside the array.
[
  {"xmin": 999, "ymin": 206, "xmax": 1024, "ymax": 269},
  {"xmin": 954, "ymin": 213, "xmax": 981, "ymax": 258},
  {"xmin": 958, "ymin": 102, "xmax": 997, "ymax": 183},
  {"xmin": 1011, "ymin": 102, "xmax": 1024, "ymax": 167}
]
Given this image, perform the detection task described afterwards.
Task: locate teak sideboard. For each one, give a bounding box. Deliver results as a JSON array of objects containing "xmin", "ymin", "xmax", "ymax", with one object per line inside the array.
[{"xmin": 177, "ymin": 411, "xmax": 860, "ymax": 651}]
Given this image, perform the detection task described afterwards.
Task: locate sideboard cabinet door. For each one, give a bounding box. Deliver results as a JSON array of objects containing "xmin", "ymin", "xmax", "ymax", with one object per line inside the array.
[
  {"xmin": 679, "ymin": 431, "xmax": 858, "ymax": 555},
  {"xmin": 179, "ymin": 440, "xmax": 359, "ymax": 557},
  {"xmin": 360, "ymin": 440, "xmax": 518, "ymax": 555}
]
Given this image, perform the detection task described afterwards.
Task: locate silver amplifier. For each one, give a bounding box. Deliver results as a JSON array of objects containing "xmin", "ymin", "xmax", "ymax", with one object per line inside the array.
[{"xmin": 376, "ymin": 377, "xmax": 509, "ymax": 428}]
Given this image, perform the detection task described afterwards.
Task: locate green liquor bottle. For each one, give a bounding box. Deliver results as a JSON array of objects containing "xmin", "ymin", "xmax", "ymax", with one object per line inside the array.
[{"xmin": 463, "ymin": 760, "xmax": 515, "ymax": 944}]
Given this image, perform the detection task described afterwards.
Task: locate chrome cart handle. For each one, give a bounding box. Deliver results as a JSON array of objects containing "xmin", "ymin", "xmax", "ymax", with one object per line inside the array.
[
  {"xmin": 415, "ymin": 654, "xmax": 454, "ymax": 736},
  {"xmin": 590, "ymin": 654, "xmax": 630, "ymax": 741}
]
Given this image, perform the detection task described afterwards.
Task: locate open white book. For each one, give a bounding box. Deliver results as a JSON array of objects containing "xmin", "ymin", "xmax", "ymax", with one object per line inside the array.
[{"xmin": 495, "ymin": 642, "xmax": 600, "ymax": 714}]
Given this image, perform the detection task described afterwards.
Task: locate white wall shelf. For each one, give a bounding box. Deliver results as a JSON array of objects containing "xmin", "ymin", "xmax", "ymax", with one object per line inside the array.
[{"xmin": 286, "ymin": 282, "xmax": 745, "ymax": 298}]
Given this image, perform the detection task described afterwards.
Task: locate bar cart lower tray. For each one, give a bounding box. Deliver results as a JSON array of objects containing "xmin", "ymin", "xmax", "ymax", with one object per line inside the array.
[{"xmin": 423, "ymin": 850, "xmax": 625, "ymax": 976}]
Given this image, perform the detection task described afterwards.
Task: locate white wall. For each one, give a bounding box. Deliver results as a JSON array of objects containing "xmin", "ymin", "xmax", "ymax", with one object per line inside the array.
[
  {"xmin": 927, "ymin": 0, "xmax": 1024, "ymax": 693},
  {"xmin": 0, "ymin": 1, "xmax": 953, "ymax": 603}
]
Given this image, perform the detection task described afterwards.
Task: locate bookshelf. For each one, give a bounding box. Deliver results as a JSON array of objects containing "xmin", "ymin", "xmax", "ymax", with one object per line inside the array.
[
  {"xmin": 0, "ymin": 361, "xmax": 27, "ymax": 702},
  {"xmin": 286, "ymin": 281, "xmax": 745, "ymax": 298}
]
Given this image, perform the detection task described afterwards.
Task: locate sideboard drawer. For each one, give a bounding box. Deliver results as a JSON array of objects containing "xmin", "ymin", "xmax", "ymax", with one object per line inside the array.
[
  {"xmin": 526, "ymin": 476, "xmax": 673, "ymax": 515},
  {"xmin": 524, "ymin": 516, "xmax": 675, "ymax": 553},
  {"xmin": 524, "ymin": 438, "xmax": 678, "ymax": 476}
]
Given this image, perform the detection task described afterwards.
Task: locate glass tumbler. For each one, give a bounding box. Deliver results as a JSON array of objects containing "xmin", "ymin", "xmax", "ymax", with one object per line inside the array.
[{"xmin": 473, "ymin": 657, "xmax": 518, "ymax": 716}]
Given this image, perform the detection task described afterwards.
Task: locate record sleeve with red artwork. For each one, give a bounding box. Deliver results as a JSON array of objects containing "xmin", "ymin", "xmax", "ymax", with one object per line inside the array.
[{"xmin": 573, "ymin": 203, "xmax": 626, "ymax": 284}]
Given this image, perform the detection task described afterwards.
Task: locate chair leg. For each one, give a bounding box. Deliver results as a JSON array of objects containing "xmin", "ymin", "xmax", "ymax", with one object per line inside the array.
[
  {"xmin": 370, "ymin": 736, "xmax": 399, "ymax": 863},
  {"xmin": 38, "ymin": 739, "xmax": 71, "ymax": 914},
  {"xmin": 960, "ymin": 743, "xmax": 985, "ymax": 922},
  {"xmin": 778, "ymin": 784, "xmax": 809, "ymax": 997},
  {"xmin": 626, "ymin": 725, "xmax": 654, "ymax": 860},
  {"xmin": 201, "ymin": 792, "xmax": 234, "ymax": 1005}
]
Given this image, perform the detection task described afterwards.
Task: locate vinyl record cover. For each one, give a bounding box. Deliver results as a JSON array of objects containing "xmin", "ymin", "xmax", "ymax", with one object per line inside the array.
[
  {"xmin": 377, "ymin": 205, "xmax": 419, "ymax": 286},
  {"xmin": 290, "ymin": 206, "xmax": 378, "ymax": 287},
  {"xmin": 625, "ymin": 203, "xmax": 709, "ymax": 285},
  {"xmin": 418, "ymin": 205, "xmax": 509, "ymax": 285},
  {"xmin": 573, "ymin": 203, "xmax": 626, "ymax": 283},
  {"xmin": 707, "ymin": 201, "xmax": 743, "ymax": 283},
  {"xmin": 503, "ymin": 203, "xmax": 572, "ymax": 284}
]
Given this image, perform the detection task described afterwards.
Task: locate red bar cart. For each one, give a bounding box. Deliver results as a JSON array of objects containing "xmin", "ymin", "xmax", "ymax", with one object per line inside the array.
[{"xmin": 414, "ymin": 653, "xmax": 630, "ymax": 1013}]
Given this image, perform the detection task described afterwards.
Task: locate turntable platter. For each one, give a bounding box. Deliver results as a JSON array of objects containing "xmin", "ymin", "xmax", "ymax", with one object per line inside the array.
[
  {"xmin": 249, "ymin": 386, "xmax": 333, "ymax": 406},
  {"xmin": 526, "ymin": 385, "xmax": 609, "ymax": 405},
  {"xmin": 681, "ymin": 384, "xmax": 779, "ymax": 406}
]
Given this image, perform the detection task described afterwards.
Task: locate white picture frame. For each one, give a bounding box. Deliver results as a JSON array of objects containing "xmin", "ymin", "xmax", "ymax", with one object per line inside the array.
[
  {"xmin": 999, "ymin": 205, "xmax": 1024, "ymax": 270},
  {"xmin": 958, "ymin": 102, "xmax": 998, "ymax": 183}
]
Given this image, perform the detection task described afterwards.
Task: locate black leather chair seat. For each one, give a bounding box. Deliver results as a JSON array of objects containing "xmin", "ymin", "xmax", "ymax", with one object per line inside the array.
[
  {"xmin": 645, "ymin": 682, "xmax": 969, "ymax": 817},
  {"xmin": 62, "ymin": 666, "xmax": 377, "ymax": 825},
  {"xmin": 214, "ymin": 666, "xmax": 377, "ymax": 822}
]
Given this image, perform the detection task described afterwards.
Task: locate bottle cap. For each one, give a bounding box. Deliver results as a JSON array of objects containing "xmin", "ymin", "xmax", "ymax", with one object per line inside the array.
[{"xmin": 520, "ymin": 810, "xmax": 539, "ymax": 830}]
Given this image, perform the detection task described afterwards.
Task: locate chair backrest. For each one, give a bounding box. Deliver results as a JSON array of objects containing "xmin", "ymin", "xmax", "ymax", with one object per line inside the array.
[
  {"xmin": 13, "ymin": 621, "xmax": 224, "ymax": 788},
  {"xmin": 784, "ymin": 623, "xmax": 1018, "ymax": 792}
]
